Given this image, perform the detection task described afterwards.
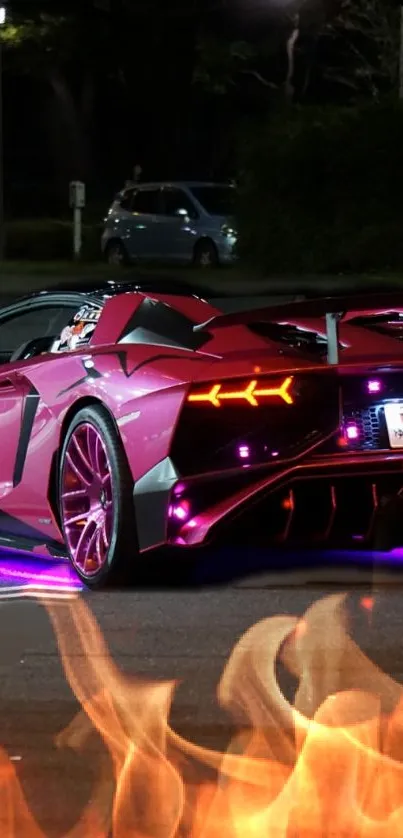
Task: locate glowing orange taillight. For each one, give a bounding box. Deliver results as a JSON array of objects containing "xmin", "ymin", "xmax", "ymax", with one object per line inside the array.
[{"xmin": 187, "ymin": 376, "xmax": 294, "ymax": 407}]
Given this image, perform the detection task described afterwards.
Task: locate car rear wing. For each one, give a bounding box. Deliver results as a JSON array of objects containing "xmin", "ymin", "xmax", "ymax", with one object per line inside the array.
[{"xmin": 194, "ymin": 291, "xmax": 403, "ymax": 365}]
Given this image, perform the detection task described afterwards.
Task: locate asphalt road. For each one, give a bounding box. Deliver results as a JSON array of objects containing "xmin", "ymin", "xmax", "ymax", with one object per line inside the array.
[{"xmin": 0, "ymin": 548, "xmax": 403, "ymax": 835}]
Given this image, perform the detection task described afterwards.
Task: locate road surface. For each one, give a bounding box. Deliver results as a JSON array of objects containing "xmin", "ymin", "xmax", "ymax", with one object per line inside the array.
[{"xmin": 0, "ymin": 548, "xmax": 402, "ymax": 834}]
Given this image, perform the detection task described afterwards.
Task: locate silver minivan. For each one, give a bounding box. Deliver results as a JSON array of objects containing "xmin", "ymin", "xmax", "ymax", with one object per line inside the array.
[{"xmin": 101, "ymin": 181, "xmax": 237, "ymax": 268}]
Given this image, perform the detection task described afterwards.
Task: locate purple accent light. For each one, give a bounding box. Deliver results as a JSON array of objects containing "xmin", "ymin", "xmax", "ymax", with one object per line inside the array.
[
  {"xmin": 237, "ymin": 444, "xmax": 250, "ymax": 459},
  {"xmin": 170, "ymin": 500, "xmax": 191, "ymax": 522},
  {"xmin": 367, "ymin": 379, "xmax": 381, "ymax": 394},
  {"xmin": 346, "ymin": 423, "xmax": 360, "ymax": 441}
]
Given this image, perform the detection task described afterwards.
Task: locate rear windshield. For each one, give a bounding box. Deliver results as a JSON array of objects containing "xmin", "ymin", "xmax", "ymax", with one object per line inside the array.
[{"xmin": 189, "ymin": 186, "xmax": 234, "ymax": 216}]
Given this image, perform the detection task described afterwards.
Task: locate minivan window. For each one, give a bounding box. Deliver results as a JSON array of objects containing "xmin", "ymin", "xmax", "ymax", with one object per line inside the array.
[
  {"xmin": 189, "ymin": 186, "xmax": 234, "ymax": 216},
  {"xmin": 162, "ymin": 188, "xmax": 197, "ymax": 219},
  {"xmin": 132, "ymin": 189, "xmax": 161, "ymax": 215},
  {"xmin": 119, "ymin": 189, "xmax": 135, "ymax": 211}
]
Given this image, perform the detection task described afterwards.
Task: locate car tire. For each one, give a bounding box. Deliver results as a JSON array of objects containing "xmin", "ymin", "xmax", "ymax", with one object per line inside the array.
[
  {"xmin": 59, "ymin": 405, "xmax": 136, "ymax": 589},
  {"xmin": 193, "ymin": 239, "xmax": 219, "ymax": 269},
  {"xmin": 105, "ymin": 240, "xmax": 129, "ymax": 267}
]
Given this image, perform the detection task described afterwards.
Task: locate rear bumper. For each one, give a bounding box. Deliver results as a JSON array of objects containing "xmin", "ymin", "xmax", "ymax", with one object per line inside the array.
[{"xmin": 133, "ymin": 451, "xmax": 403, "ymax": 553}]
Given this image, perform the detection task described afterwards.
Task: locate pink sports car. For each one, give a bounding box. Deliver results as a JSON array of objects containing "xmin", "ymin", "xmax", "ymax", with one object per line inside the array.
[{"xmin": 1, "ymin": 278, "xmax": 403, "ymax": 588}]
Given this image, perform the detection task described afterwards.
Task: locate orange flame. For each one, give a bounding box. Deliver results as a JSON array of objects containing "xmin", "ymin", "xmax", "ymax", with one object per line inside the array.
[{"xmin": 2, "ymin": 592, "xmax": 403, "ymax": 836}]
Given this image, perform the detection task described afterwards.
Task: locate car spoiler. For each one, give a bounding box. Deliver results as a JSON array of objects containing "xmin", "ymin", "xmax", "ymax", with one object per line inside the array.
[{"xmin": 194, "ymin": 291, "xmax": 403, "ymax": 365}]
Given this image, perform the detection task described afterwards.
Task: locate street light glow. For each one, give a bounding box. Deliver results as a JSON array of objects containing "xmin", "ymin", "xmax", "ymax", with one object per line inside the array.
[{"xmin": 0, "ymin": 7, "xmax": 5, "ymax": 26}]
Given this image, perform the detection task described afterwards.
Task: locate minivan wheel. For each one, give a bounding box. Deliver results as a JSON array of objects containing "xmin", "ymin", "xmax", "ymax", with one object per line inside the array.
[
  {"xmin": 59, "ymin": 405, "xmax": 136, "ymax": 589},
  {"xmin": 193, "ymin": 239, "xmax": 219, "ymax": 269},
  {"xmin": 105, "ymin": 240, "xmax": 129, "ymax": 267}
]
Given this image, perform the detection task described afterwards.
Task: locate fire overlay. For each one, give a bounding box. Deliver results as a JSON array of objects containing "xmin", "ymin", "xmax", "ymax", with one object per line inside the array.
[{"xmin": 0, "ymin": 590, "xmax": 403, "ymax": 835}]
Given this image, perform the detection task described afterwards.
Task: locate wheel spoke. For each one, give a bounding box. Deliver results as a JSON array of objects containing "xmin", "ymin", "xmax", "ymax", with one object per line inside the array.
[
  {"xmin": 74, "ymin": 520, "xmax": 95, "ymax": 568},
  {"xmin": 61, "ymin": 488, "xmax": 88, "ymax": 500},
  {"xmin": 94, "ymin": 527, "xmax": 104, "ymax": 568},
  {"xmin": 71, "ymin": 434, "xmax": 92, "ymax": 475},
  {"xmin": 65, "ymin": 452, "xmax": 91, "ymax": 486},
  {"xmin": 64, "ymin": 512, "xmax": 88, "ymax": 527},
  {"xmin": 94, "ymin": 433, "xmax": 104, "ymax": 477},
  {"xmin": 87, "ymin": 425, "xmax": 100, "ymax": 473},
  {"xmin": 83, "ymin": 526, "xmax": 99, "ymax": 572},
  {"xmin": 62, "ymin": 420, "xmax": 115, "ymax": 579}
]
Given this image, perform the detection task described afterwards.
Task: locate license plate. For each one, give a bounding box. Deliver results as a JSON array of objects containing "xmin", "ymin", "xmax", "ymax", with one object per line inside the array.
[{"xmin": 384, "ymin": 403, "xmax": 403, "ymax": 448}]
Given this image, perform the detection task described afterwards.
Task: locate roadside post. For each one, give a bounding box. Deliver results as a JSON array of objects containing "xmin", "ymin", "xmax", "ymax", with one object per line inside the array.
[{"xmin": 69, "ymin": 181, "xmax": 86, "ymax": 260}]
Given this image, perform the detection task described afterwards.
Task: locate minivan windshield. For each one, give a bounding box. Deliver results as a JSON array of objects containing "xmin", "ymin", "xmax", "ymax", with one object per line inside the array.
[{"xmin": 189, "ymin": 185, "xmax": 234, "ymax": 216}]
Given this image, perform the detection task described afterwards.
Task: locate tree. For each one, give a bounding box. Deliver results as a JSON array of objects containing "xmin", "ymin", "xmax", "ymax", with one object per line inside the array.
[
  {"xmin": 295, "ymin": 0, "xmax": 400, "ymax": 102},
  {"xmin": 1, "ymin": 8, "xmax": 117, "ymax": 192}
]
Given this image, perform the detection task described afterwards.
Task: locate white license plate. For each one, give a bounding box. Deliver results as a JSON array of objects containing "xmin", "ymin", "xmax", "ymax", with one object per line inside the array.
[{"xmin": 384, "ymin": 403, "xmax": 403, "ymax": 448}]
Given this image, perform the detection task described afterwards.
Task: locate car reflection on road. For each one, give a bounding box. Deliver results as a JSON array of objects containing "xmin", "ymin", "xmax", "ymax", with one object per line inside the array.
[
  {"xmin": 0, "ymin": 551, "xmax": 83, "ymax": 600},
  {"xmin": 0, "ymin": 546, "xmax": 401, "ymax": 599}
]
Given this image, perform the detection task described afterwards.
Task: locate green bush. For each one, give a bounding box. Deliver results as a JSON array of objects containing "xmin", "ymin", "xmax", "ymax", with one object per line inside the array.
[
  {"xmin": 5, "ymin": 219, "xmax": 102, "ymax": 261},
  {"xmin": 236, "ymin": 102, "xmax": 403, "ymax": 273}
]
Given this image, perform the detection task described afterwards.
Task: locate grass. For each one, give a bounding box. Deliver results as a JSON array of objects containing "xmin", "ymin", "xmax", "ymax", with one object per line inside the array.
[
  {"xmin": 1, "ymin": 260, "xmax": 403, "ymax": 298},
  {"xmin": 1, "ymin": 260, "xmax": 126, "ymax": 276}
]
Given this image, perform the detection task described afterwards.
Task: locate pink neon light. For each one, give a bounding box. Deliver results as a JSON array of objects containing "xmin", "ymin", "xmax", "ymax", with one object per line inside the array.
[
  {"xmin": 367, "ymin": 379, "xmax": 381, "ymax": 394},
  {"xmin": 171, "ymin": 500, "xmax": 191, "ymax": 521},
  {"xmin": 238, "ymin": 445, "xmax": 250, "ymax": 459},
  {"xmin": 346, "ymin": 424, "xmax": 359, "ymax": 440}
]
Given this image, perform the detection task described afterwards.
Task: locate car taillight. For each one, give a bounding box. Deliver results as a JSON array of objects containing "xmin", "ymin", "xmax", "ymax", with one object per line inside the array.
[{"xmin": 187, "ymin": 376, "xmax": 294, "ymax": 407}]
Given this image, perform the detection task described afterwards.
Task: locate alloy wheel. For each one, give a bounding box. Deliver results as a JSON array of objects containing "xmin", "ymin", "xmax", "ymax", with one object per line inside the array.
[{"xmin": 60, "ymin": 423, "xmax": 114, "ymax": 578}]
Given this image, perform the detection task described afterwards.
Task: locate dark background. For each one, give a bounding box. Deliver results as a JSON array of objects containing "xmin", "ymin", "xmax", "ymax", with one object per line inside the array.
[
  {"xmin": 2, "ymin": 0, "xmax": 403, "ymax": 272},
  {"xmin": 2, "ymin": 0, "xmax": 399, "ymax": 217}
]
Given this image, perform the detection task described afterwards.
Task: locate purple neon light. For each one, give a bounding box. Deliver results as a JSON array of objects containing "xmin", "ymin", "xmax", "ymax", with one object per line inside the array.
[
  {"xmin": 367, "ymin": 379, "xmax": 381, "ymax": 394},
  {"xmin": 238, "ymin": 444, "xmax": 250, "ymax": 459},
  {"xmin": 171, "ymin": 500, "xmax": 191, "ymax": 522},
  {"xmin": 346, "ymin": 423, "xmax": 360, "ymax": 441}
]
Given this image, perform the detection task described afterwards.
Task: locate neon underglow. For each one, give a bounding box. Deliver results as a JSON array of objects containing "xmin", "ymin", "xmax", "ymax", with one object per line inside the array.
[{"xmin": 188, "ymin": 376, "xmax": 294, "ymax": 407}]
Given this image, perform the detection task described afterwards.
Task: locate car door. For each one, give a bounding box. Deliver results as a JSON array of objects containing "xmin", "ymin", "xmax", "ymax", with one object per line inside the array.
[
  {"xmin": 124, "ymin": 187, "xmax": 164, "ymax": 260},
  {"xmin": 0, "ymin": 301, "xmax": 80, "ymax": 502},
  {"xmin": 158, "ymin": 187, "xmax": 199, "ymax": 262}
]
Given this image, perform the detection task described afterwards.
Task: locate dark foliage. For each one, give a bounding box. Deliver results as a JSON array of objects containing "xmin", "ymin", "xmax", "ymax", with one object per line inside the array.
[{"xmin": 236, "ymin": 102, "xmax": 403, "ymax": 273}]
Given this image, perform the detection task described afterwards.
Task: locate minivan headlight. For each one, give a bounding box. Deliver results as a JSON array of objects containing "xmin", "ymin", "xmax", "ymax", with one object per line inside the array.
[{"xmin": 221, "ymin": 223, "xmax": 237, "ymax": 238}]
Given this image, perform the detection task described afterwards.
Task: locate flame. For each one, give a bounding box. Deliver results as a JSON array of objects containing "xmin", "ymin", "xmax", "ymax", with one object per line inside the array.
[{"xmin": 2, "ymin": 592, "xmax": 403, "ymax": 835}]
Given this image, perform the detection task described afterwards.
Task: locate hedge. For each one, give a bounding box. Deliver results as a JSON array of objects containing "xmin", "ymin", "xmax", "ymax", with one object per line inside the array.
[
  {"xmin": 4, "ymin": 219, "xmax": 102, "ymax": 261},
  {"xmin": 236, "ymin": 102, "xmax": 403, "ymax": 273}
]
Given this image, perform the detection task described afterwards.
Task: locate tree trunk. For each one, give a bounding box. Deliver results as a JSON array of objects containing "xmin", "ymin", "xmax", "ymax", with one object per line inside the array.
[
  {"xmin": 284, "ymin": 14, "xmax": 300, "ymax": 102},
  {"xmin": 48, "ymin": 69, "xmax": 94, "ymax": 184}
]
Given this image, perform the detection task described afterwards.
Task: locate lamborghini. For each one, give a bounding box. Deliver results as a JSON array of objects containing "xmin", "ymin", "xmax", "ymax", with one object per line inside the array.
[{"xmin": 1, "ymin": 277, "xmax": 403, "ymax": 587}]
